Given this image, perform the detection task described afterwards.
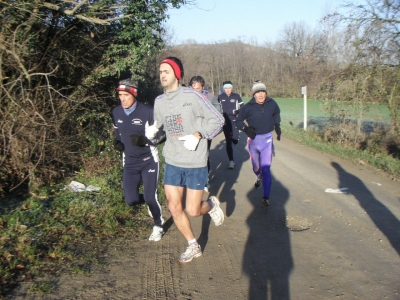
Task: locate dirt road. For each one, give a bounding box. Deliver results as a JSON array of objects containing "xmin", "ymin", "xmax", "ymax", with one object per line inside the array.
[{"xmin": 10, "ymin": 132, "xmax": 400, "ymax": 299}]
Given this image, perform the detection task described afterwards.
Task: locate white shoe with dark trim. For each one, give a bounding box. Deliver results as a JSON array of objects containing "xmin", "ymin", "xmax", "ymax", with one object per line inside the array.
[
  {"xmin": 149, "ymin": 226, "xmax": 164, "ymax": 242},
  {"xmin": 178, "ymin": 243, "xmax": 202, "ymax": 263},
  {"xmin": 208, "ymin": 196, "xmax": 224, "ymax": 226}
]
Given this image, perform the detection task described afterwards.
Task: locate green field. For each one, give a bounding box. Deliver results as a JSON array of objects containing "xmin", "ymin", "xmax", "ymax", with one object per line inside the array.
[{"xmin": 242, "ymin": 97, "xmax": 393, "ymax": 128}]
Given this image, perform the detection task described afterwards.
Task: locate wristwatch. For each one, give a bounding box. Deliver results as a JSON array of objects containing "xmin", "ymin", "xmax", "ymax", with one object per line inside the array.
[{"xmin": 197, "ymin": 132, "xmax": 203, "ymax": 139}]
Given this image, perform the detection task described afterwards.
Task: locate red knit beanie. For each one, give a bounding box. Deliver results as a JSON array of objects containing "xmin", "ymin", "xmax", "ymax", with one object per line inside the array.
[{"xmin": 160, "ymin": 57, "xmax": 184, "ymax": 80}]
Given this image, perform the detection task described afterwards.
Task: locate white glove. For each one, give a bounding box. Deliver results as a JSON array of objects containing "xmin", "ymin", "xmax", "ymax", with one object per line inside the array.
[
  {"xmin": 178, "ymin": 134, "xmax": 200, "ymax": 151},
  {"xmin": 145, "ymin": 120, "xmax": 158, "ymax": 139}
]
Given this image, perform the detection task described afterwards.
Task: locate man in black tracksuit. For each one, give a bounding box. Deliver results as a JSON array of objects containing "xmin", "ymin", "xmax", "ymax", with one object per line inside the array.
[
  {"xmin": 217, "ymin": 80, "xmax": 243, "ymax": 169},
  {"xmin": 112, "ymin": 79, "xmax": 165, "ymax": 242}
]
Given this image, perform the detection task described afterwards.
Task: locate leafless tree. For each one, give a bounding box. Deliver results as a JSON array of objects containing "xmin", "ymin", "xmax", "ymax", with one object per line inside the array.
[{"xmin": 321, "ymin": 0, "xmax": 400, "ymax": 135}]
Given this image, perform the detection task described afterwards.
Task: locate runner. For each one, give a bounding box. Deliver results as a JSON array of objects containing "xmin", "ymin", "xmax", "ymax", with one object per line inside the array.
[
  {"xmin": 146, "ymin": 57, "xmax": 225, "ymax": 263},
  {"xmin": 236, "ymin": 80, "xmax": 281, "ymax": 207},
  {"xmin": 217, "ymin": 81, "xmax": 243, "ymax": 169},
  {"xmin": 112, "ymin": 79, "xmax": 166, "ymax": 241}
]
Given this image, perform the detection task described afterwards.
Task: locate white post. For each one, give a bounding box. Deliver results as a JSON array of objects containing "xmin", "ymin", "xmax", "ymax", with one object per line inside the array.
[{"xmin": 302, "ymin": 86, "xmax": 307, "ymax": 130}]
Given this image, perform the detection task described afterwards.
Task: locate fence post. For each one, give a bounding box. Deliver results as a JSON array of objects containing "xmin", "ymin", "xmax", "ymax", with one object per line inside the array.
[{"xmin": 302, "ymin": 86, "xmax": 307, "ymax": 130}]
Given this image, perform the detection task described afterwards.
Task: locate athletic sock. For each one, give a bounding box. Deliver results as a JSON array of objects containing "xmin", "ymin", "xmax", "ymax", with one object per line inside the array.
[{"xmin": 188, "ymin": 238, "xmax": 197, "ymax": 246}]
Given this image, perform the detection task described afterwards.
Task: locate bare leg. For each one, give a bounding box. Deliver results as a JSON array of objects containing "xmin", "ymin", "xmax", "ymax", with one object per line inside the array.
[
  {"xmin": 165, "ymin": 185, "xmax": 212, "ymax": 241},
  {"xmin": 185, "ymin": 188, "xmax": 212, "ymax": 216}
]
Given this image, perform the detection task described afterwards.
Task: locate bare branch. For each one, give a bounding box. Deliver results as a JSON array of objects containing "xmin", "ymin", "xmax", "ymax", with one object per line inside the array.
[
  {"xmin": 42, "ymin": 1, "xmax": 131, "ymax": 25},
  {"xmin": 66, "ymin": 0, "xmax": 89, "ymax": 15}
]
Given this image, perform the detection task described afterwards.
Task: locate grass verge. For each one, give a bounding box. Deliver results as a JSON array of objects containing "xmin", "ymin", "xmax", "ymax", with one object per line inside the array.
[
  {"xmin": 0, "ymin": 148, "xmax": 165, "ymax": 298},
  {"xmin": 282, "ymin": 124, "xmax": 400, "ymax": 181}
]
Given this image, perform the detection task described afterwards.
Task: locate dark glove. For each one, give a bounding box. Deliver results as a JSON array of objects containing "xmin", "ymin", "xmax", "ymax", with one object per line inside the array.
[
  {"xmin": 130, "ymin": 134, "xmax": 147, "ymax": 146},
  {"xmin": 114, "ymin": 140, "xmax": 125, "ymax": 151},
  {"xmin": 275, "ymin": 124, "xmax": 281, "ymax": 141},
  {"xmin": 243, "ymin": 126, "xmax": 256, "ymax": 139}
]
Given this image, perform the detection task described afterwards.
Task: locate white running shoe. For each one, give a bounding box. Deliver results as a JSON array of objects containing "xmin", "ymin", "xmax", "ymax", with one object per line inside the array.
[
  {"xmin": 228, "ymin": 160, "xmax": 235, "ymax": 169},
  {"xmin": 149, "ymin": 226, "xmax": 164, "ymax": 242},
  {"xmin": 178, "ymin": 243, "xmax": 202, "ymax": 263},
  {"xmin": 208, "ymin": 196, "xmax": 224, "ymax": 226}
]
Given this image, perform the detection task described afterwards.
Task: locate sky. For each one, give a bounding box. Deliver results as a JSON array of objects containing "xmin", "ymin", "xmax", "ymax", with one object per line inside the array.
[{"xmin": 165, "ymin": 0, "xmax": 339, "ymax": 45}]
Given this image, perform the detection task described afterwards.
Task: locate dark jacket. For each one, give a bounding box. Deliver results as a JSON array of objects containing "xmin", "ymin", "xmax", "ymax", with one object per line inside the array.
[
  {"xmin": 112, "ymin": 102, "xmax": 162, "ymax": 164},
  {"xmin": 218, "ymin": 92, "xmax": 243, "ymax": 119},
  {"xmin": 236, "ymin": 97, "xmax": 281, "ymax": 134}
]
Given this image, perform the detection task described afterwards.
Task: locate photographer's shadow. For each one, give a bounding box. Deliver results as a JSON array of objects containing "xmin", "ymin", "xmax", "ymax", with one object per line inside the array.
[
  {"xmin": 243, "ymin": 177, "xmax": 293, "ymax": 299},
  {"xmin": 331, "ymin": 162, "xmax": 400, "ymax": 255}
]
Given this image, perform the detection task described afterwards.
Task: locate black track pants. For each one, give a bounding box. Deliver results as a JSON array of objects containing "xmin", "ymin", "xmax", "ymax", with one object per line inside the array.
[{"xmin": 123, "ymin": 160, "xmax": 163, "ymax": 226}]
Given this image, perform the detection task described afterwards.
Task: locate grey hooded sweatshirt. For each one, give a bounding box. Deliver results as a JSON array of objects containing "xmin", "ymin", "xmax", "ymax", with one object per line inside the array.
[{"xmin": 154, "ymin": 86, "xmax": 224, "ymax": 168}]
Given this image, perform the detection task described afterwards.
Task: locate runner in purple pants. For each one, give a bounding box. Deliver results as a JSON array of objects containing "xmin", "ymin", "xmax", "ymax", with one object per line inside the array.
[
  {"xmin": 236, "ymin": 81, "xmax": 281, "ymax": 207},
  {"xmin": 248, "ymin": 132, "xmax": 274, "ymax": 199}
]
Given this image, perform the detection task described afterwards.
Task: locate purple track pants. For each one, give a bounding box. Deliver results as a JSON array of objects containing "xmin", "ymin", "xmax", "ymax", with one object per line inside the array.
[{"xmin": 247, "ymin": 132, "xmax": 274, "ymax": 198}]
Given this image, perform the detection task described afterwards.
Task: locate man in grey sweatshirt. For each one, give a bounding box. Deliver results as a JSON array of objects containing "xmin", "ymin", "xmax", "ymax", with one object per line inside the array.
[{"xmin": 146, "ymin": 57, "xmax": 225, "ymax": 263}]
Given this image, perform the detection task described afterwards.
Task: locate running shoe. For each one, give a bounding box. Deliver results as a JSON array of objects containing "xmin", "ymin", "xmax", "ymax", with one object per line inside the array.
[
  {"xmin": 261, "ymin": 197, "xmax": 270, "ymax": 208},
  {"xmin": 149, "ymin": 225, "xmax": 164, "ymax": 242},
  {"xmin": 228, "ymin": 160, "xmax": 235, "ymax": 169},
  {"xmin": 178, "ymin": 243, "xmax": 202, "ymax": 263},
  {"xmin": 208, "ymin": 196, "xmax": 224, "ymax": 226},
  {"xmin": 254, "ymin": 178, "xmax": 262, "ymax": 189}
]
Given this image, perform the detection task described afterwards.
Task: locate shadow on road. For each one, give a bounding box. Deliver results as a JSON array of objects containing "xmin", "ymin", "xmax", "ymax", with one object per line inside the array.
[
  {"xmin": 242, "ymin": 176, "xmax": 293, "ymax": 299},
  {"xmin": 209, "ymin": 132, "xmax": 249, "ymax": 216},
  {"xmin": 198, "ymin": 132, "xmax": 249, "ymax": 252},
  {"xmin": 331, "ymin": 162, "xmax": 400, "ymax": 256}
]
